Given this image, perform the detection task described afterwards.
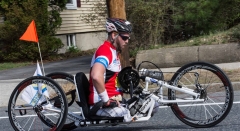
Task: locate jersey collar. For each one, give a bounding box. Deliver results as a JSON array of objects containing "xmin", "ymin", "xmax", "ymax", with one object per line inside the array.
[{"xmin": 105, "ymin": 40, "xmax": 116, "ymax": 50}]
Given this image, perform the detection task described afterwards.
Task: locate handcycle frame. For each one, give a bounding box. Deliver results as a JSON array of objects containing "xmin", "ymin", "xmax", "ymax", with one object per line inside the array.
[{"xmin": 52, "ymin": 72, "xmax": 205, "ymax": 126}]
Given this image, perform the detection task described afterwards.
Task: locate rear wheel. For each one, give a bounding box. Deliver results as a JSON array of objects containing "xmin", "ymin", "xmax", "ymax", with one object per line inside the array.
[
  {"xmin": 46, "ymin": 72, "xmax": 78, "ymax": 130},
  {"xmin": 8, "ymin": 76, "xmax": 68, "ymax": 131},
  {"xmin": 168, "ymin": 62, "xmax": 233, "ymax": 128},
  {"xmin": 46, "ymin": 72, "xmax": 76, "ymax": 107}
]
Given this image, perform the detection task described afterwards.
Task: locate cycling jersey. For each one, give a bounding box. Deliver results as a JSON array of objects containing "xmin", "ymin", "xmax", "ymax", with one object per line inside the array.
[{"xmin": 88, "ymin": 41, "xmax": 122, "ymax": 105}]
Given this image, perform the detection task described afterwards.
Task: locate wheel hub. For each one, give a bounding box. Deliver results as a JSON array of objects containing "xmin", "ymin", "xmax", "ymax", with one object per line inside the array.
[{"xmin": 34, "ymin": 105, "xmax": 43, "ymax": 113}]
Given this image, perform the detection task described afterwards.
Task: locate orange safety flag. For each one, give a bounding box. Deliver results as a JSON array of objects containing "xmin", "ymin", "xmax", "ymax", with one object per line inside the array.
[{"xmin": 20, "ymin": 20, "xmax": 39, "ymax": 43}]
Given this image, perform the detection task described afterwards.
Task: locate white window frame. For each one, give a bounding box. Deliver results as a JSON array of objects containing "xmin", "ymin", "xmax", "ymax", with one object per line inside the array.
[
  {"xmin": 67, "ymin": 34, "xmax": 76, "ymax": 48},
  {"xmin": 0, "ymin": 16, "xmax": 4, "ymax": 23},
  {"xmin": 66, "ymin": 0, "xmax": 77, "ymax": 10}
]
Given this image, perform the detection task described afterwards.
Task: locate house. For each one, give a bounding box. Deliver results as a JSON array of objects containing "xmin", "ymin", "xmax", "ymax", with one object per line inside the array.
[
  {"xmin": 0, "ymin": 0, "xmax": 107, "ymax": 53},
  {"xmin": 56, "ymin": 0, "xmax": 108, "ymax": 53}
]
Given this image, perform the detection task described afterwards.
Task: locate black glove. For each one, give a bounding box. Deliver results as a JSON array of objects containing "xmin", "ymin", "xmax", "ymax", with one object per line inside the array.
[{"xmin": 103, "ymin": 99, "xmax": 118, "ymax": 108}]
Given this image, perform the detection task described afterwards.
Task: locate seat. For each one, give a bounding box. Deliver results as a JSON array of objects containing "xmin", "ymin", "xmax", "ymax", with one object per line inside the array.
[{"xmin": 75, "ymin": 72, "xmax": 124, "ymax": 121}]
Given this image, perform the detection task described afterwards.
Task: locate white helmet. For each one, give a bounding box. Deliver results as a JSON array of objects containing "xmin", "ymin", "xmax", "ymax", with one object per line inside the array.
[{"xmin": 106, "ymin": 18, "xmax": 132, "ymax": 33}]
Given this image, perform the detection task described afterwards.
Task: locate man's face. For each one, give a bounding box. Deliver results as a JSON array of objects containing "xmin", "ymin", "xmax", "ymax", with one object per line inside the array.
[{"xmin": 116, "ymin": 33, "xmax": 130, "ymax": 51}]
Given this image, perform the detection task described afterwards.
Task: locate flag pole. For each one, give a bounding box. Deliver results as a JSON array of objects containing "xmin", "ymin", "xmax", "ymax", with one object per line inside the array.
[{"xmin": 37, "ymin": 42, "xmax": 45, "ymax": 76}]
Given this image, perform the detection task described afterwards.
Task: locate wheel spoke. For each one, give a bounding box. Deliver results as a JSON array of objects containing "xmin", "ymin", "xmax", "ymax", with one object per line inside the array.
[
  {"xmin": 207, "ymin": 96, "xmax": 223, "ymax": 109},
  {"xmin": 203, "ymin": 105, "xmax": 213, "ymax": 118},
  {"xmin": 23, "ymin": 115, "xmax": 32, "ymax": 128},
  {"xmin": 27, "ymin": 117, "xmax": 35, "ymax": 131}
]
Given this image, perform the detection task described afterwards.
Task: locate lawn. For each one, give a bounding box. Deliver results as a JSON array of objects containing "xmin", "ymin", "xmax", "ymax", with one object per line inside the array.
[{"xmin": 0, "ymin": 62, "xmax": 32, "ymax": 71}]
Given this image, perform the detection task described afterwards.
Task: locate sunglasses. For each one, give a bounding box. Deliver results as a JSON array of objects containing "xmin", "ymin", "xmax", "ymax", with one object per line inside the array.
[{"xmin": 119, "ymin": 34, "xmax": 130, "ymax": 41}]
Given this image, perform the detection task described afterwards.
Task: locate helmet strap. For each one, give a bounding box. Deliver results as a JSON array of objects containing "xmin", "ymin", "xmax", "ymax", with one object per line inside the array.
[
  {"xmin": 110, "ymin": 33, "xmax": 119, "ymax": 44},
  {"xmin": 109, "ymin": 33, "xmax": 121, "ymax": 53}
]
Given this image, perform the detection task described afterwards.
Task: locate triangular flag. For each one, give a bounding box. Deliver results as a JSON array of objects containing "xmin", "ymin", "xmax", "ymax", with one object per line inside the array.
[{"xmin": 20, "ymin": 20, "xmax": 39, "ymax": 43}]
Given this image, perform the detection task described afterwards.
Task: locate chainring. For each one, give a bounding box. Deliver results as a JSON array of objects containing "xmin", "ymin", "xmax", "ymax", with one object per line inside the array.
[{"xmin": 117, "ymin": 66, "xmax": 140, "ymax": 92}]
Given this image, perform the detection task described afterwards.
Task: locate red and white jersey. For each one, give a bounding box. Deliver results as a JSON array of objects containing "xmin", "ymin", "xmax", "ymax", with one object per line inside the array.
[{"xmin": 88, "ymin": 41, "xmax": 122, "ymax": 105}]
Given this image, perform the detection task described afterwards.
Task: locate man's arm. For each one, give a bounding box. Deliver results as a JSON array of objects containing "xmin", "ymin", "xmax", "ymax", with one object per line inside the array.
[
  {"xmin": 91, "ymin": 63, "xmax": 106, "ymax": 94},
  {"xmin": 91, "ymin": 63, "xmax": 119, "ymax": 107}
]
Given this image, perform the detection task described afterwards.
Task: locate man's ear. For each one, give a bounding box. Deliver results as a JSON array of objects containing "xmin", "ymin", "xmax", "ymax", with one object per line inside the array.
[{"xmin": 112, "ymin": 32, "xmax": 119, "ymax": 39}]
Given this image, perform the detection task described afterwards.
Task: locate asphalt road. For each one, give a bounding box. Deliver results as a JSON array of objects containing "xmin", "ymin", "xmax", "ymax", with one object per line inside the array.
[
  {"xmin": 1, "ymin": 103, "xmax": 240, "ymax": 131},
  {"xmin": 0, "ymin": 55, "xmax": 92, "ymax": 80}
]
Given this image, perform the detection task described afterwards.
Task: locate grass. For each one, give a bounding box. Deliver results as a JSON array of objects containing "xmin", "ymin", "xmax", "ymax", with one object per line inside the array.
[
  {"xmin": 0, "ymin": 62, "xmax": 32, "ymax": 71},
  {"xmin": 164, "ymin": 33, "xmax": 231, "ymax": 48},
  {"xmin": 151, "ymin": 24, "xmax": 240, "ymax": 49}
]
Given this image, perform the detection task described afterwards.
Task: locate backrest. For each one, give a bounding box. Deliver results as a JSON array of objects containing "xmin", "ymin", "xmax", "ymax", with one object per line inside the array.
[
  {"xmin": 75, "ymin": 72, "xmax": 125, "ymax": 121},
  {"xmin": 75, "ymin": 72, "xmax": 90, "ymax": 118}
]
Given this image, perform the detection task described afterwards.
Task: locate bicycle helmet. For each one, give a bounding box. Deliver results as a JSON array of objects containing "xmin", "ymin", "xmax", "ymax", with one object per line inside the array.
[{"xmin": 106, "ymin": 18, "xmax": 132, "ymax": 33}]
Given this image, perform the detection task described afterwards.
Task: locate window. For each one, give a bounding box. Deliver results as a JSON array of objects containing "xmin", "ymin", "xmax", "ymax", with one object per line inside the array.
[
  {"xmin": 66, "ymin": 0, "xmax": 81, "ymax": 9},
  {"xmin": 67, "ymin": 34, "xmax": 76, "ymax": 47},
  {"xmin": 0, "ymin": 16, "xmax": 4, "ymax": 23},
  {"xmin": 66, "ymin": 0, "xmax": 77, "ymax": 9}
]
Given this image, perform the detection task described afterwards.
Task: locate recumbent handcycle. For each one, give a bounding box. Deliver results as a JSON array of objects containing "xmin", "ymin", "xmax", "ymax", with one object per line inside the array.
[{"xmin": 8, "ymin": 61, "xmax": 234, "ymax": 131}]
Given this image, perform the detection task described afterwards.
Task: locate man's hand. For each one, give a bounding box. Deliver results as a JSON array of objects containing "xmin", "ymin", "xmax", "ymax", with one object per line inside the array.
[{"xmin": 103, "ymin": 99, "xmax": 120, "ymax": 108}]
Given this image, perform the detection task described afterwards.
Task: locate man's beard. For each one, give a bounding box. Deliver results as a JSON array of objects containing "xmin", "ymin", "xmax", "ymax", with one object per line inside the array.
[{"xmin": 116, "ymin": 42, "xmax": 122, "ymax": 53}]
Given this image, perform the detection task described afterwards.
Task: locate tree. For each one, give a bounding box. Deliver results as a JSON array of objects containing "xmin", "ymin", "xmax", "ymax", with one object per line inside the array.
[
  {"xmin": 172, "ymin": 0, "xmax": 240, "ymax": 39},
  {"xmin": 172, "ymin": 0, "xmax": 220, "ymax": 39},
  {"xmin": 126, "ymin": 0, "xmax": 172, "ymax": 52},
  {"xmin": 0, "ymin": 0, "xmax": 67, "ymax": 61},
  {"xmin": 126, "ymin": 0, "xmax": 240, "ymax": 48},
  {"xmin": 107, "ymin": 0, "xmax": 130, "ymax": 68}
]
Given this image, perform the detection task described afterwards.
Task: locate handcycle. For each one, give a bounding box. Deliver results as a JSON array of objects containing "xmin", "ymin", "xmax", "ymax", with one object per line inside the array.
[{"xmin": 8, "ymin": 61, "xmax": 234, "ymax": 131}]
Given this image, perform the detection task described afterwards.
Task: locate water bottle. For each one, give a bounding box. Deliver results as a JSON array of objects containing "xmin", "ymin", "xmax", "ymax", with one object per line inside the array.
[{"xmin": 140, "ymin": 68, "xmax": 163, "ymax": 80}]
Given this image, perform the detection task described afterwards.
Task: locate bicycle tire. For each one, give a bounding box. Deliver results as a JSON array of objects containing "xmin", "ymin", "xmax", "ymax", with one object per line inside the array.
[
  {"xmin": 168, "ymin": 61, "xmax": 233, "ymax": 128},
  {"xmin": 46, "ymin": 72, "xmax": 78, "ymax": 131},
  {"xmin": 8, "ymin": 76, "xmax": 68, "ymax": 131},
  {"xmin": 46, "ymin": 72, "xmax": 76, "ymax": 107}
]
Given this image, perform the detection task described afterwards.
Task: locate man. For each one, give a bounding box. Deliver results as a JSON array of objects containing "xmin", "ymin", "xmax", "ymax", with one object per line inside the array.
[{"xmin": 88, "ymin": 18, "xmax": 132, "ymax": 122}]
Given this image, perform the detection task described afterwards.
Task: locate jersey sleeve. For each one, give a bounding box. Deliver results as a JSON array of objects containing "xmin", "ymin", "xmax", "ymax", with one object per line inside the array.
[{"xmin": 94, "ymin": 45, "xmax": 113, "ymax": 68}]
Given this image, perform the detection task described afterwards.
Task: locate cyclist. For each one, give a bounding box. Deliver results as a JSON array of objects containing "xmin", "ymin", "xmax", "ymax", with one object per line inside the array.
[{"xmin": 88, "ymin": 18, "xmax": 132, "ymax": 122}]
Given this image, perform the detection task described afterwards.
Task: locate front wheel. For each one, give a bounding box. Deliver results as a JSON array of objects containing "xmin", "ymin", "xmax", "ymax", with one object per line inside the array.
[
  {"xmin": 8, "ymin": 76, "xmax": 68, "ymax": 131},
  {"xmin": 168, "ymin": 61, "xmax": 233, "ymax": 128}
]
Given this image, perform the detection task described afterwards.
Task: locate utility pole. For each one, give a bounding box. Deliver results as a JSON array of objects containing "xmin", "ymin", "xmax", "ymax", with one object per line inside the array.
[{"xmin": 106, "ymin": 0, "xmax": 130, "ymax": 68}]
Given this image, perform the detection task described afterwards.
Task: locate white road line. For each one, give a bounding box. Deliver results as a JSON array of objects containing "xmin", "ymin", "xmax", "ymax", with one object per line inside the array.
[
  {"xmin": 158, "ymin": 101, "xmax": 240, "ymax": 108},
  {"xmin": 1, "ymin": 101, "xmax": 240, "ymax": 119}
]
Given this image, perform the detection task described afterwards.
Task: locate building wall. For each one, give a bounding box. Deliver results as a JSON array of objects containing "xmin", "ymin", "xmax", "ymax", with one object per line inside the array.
[
  {"xmin": 56, "ymin": 0, "xmax": 107, "ymax": 53},
  {"xmin": 75, "ymin": 31, "xmax": 106, "ymax": 50},
  {"xmin": 56, "ymin": 31, "xmax": 106, "ymax": 54},
  {"xmin": 56, "ymin": 0, "xmax": 106, "ymax": 34}
]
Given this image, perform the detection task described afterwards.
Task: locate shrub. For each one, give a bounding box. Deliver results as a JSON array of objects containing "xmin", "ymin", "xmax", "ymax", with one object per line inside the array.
[{"xmin": 0, "ymin": 0, "xmax": 66, "ymax": 61}]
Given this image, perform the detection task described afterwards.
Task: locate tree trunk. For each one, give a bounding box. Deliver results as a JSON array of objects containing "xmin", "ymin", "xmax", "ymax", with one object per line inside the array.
[{"xmin": 106, "ymin": 0, "xmax": 130, "ymax": 68}]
